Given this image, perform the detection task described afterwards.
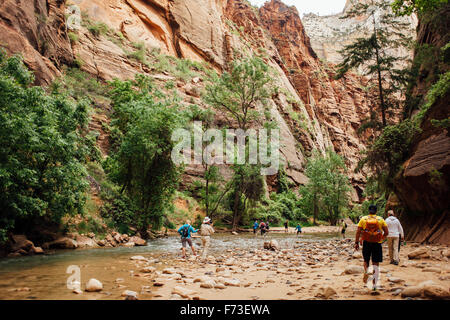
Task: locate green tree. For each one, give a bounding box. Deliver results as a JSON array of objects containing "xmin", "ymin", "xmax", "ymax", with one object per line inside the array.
[
  {"xmin": 336, "ymin": 0, "xmax": 413, "ymax": 128},
  {"xmin": 0, "ymin": 51, "xmax": 90, "ymax": 242},
  {"xmin": 203, "ymin": 57, "xmax": 273, "ymax": 230},
  {"xmin": 299, "ymin": 150, "xmax": 351, "ymax": 225},
  {"xmin": 103, "ymin": 75, "xmax": 187, "ymax": 237},
  {"xmin": 392, "ymin": 0, "xmax": 448, "ymax": 16},
  {"xmin": 358, "ymin": 119, "xmax": 418, "ymax": 192},
  {"xmin": 204, "ymin": 56, "xmax": 272, "ymax": 130}
]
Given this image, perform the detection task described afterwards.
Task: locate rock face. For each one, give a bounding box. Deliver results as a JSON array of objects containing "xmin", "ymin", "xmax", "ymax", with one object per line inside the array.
[
  {"xmin": 302, "ymin": 0, "xmax": 417, "ymax": 66},
  {"xmin": 0, "ymin": 0, "xmax": 73, "ymax": 85},
  {"xmin": 0, "ymin": 0, "xmax": 389, "ymax": 200},
  {"xmin": 393, "ymin": 3, "xmax": 450, "ymax": 245},
  {"xmin": 257, "ymin": 0, "xmax": 379, "ymax": 196}
]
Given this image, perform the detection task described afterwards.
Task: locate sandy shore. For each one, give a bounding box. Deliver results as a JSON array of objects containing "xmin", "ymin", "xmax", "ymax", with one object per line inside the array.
[{"xmin": 1, "ymin": 228, "xmax": 449, "ymax": 300}]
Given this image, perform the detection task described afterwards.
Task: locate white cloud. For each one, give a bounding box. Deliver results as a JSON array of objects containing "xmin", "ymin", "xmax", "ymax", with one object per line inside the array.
[{"xmin": 248, "ymin": 0, "xmax": 347, "ymax": 16}]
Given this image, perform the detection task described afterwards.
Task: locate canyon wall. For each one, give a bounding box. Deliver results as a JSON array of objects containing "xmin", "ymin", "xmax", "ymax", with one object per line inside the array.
[
  {"xmin": 391, "ymin": 4, "xmax": 450, "ymax": 244},
  {"xmin": 302, "ymin": 0, "xmax": 417, "ymax": 65},
  {"xmin": 0, "ymin": 0, "xmax": 383, "ymax": 200}
]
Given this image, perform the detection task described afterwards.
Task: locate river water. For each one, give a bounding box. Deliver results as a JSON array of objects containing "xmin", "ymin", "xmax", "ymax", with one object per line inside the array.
[{"xmin": 0, "ymin": 231, "xmax": 345, "ymax": 300}]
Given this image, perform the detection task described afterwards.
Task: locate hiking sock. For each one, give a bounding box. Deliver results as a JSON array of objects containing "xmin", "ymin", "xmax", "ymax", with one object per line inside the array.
[{"xmin": 373, "ymin": 265, "xmax": 379, "ymax": 288}]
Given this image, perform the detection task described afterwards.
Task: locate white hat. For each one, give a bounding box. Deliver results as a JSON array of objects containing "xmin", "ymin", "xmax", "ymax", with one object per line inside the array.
[{"xmin": 203, "ymin": 217, "xmax": 211, "ymax": 223}]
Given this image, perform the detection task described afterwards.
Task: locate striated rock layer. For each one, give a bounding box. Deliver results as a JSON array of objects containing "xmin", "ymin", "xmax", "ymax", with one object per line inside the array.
[
  {"xmin": 302, "ymin": 0, "xmax": 417, "ymax": 66},
  {"xmin": 392, "ymin": 4, "xmax": 450, "ymax": 244},
  {"xmin": 0, "ymin": 0, "xmax": 386, "ymax": 200}
]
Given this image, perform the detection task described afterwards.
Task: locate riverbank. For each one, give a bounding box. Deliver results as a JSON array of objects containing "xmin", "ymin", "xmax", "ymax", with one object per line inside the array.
[{"xmin": 0, "ymin": 230, "xmax": 448, "ymax": 300}]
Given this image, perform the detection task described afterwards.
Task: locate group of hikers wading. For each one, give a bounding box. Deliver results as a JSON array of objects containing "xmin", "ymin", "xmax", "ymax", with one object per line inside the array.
[{"xmin": 176, "ymin": 204, "xmax": 404, "ymax": 292}]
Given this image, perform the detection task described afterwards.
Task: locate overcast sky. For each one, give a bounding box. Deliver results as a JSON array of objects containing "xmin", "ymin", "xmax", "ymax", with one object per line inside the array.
[{"xmin": 248, "ymin": 0, "xmax": 347, "ymax": 16}]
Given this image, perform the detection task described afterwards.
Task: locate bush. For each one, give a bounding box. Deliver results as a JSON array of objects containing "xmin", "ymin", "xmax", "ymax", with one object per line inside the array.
[{"xmin": 0, "ymin": 50, "xmax": 90, "ymax": 242}]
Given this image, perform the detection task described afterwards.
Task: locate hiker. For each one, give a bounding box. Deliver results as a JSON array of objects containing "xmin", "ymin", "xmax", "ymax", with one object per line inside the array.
[
  {"xmin": 200, "ymin": 217, "xmax": 215, "ymax": 260},
  {"xmin": 284, "ymin": 220, "xmax": 289, "ymax": 233},
  {"xmin": 266, "ymin": 221, "xmax": 270, "ymax": 232},
  {"xmin": 253, "ymin": 220, "xmax": 259, "ymax": 234},
  {"xmin": 177, "ymin": 220, "xmax": 199, "ymax": 259},
  {"xmin": 385, "ymin": 210, "xmax": 404, "ymax": 265},
  {"xmin": 260, "ymin": 221, "xmax": 267, "ymax": 236},
  {"xmin": 341, "ymin": 219, "xmax": 348, "ymax": 239},
  {"xmin": 354, "ymin": 204, "xmax": 389, "ymax": 291},
  {"xmin": 295, "ymin": 223, "xmax": 302, "ymax": 236}
]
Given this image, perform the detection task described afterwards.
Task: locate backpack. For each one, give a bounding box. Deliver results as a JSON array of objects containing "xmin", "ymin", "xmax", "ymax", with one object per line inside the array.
[
  {"xmin": 181, "ymin": 225, "xmax": 189, "ymax": 238},
  {"xmin": 362, "ymin": 216, "xmax": 382, "ymax": 243}
]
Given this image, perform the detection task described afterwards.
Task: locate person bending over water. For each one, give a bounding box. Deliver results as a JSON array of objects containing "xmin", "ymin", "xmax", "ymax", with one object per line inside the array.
[
  {"xmin": 178, "ymin": 220, "xmax": 198, "ymax": 259},
  {"xmin": 354, "ymin": 205, "xmax": 389, "ymax": 291}
]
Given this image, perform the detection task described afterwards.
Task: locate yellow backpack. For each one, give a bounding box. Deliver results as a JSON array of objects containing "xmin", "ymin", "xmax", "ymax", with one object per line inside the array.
[{"xmin": 362, "ymin": 216, "xmax": 383, "ymax": 243}]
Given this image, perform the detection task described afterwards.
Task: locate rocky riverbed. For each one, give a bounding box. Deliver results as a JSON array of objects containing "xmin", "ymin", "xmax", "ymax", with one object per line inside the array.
[{"xmin": 1, "ymin": 231, "xmax": 449, "ymax": 300}]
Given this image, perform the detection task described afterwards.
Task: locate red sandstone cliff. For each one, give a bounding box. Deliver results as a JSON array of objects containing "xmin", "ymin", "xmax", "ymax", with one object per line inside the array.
[{"xmin": 0, "ymin": 0, "xmax": 383, "ymax": 201}]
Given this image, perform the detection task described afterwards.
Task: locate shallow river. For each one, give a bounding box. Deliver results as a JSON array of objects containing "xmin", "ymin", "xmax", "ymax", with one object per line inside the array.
[{"xmin": 0, "ymin": 231, "xmax": 348, "ymax": 300}]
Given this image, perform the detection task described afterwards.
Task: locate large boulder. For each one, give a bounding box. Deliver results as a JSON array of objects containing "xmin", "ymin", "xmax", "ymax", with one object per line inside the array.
[
  {"xmin": 401, "ymin": 286, "xmax": 423, "ymax": 298},
  {"xmin": 423, "ymin": 285, "xmax": 450, "ymax": 299},
  {"xmin": 408, "ymin": 248, "xmax": 430, "ymax": 259},
  {"xmin": 43, "ymin": 237, "xmax": 78, "ymax": 250},
  {"xmin": 129, "ymin": 236, "xmax": 146, "ymax": 246},
  {"xmin": 10, "ymin": 235, "xmax": 34, "ymax": 252}
]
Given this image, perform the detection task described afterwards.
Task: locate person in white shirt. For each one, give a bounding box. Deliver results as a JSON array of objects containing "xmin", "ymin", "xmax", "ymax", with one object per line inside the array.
[
  {"xmin": 385, "ymin": 210, "xmax": 404, "ymax": 265},
  {"xmin": 200, "ymin": 217, "xmax": 215, "ymax": 260}
]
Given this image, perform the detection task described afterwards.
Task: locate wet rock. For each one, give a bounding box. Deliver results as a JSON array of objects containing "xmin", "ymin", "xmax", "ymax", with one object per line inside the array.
[
  {"xmin": 140, "ymin": 266, "xmax": 156, "ymax": 273},
  {"xmin": 122, "ymin": 290, "xmax": 138, "ymax": 300},
  {"xmin": 401, "ymin": 286, "xmax": 423, "ymax": 298},
  {"xmin": 10, "ymin": 235, "xmax": 34, "ymax": 252},
  {"xmin": 194, "ymin": 276, "xmax": 213, "ymax": 283},
  {"xmin": 153, "ymin": 279, "xmax": 165, "ymax": 286},
  {"xmin": 31, "ymin": 246, "xmax": 44, "ymax": 254},
  {"xmin": 392, "ymin": 288, "xmax": 403, "ymax": 296},
  {"xmin": 408, "ymin": 248, "xmax": 430, "ymax": 259},
  {"xmin": 422, "ymin": 267, "xmax": 441, "ymax": 273},
  {"xmin": 315, "ymin": 286, "xmax": 337, "ymax": 299},
  {"xmin": 123, "ymin": 242, "xmax": 135, "ymax": 248},
  {"xmin": 129, "ymin": 236, "xmax": 146, "ymax": 246},
  {"xmin": 43, "ymin": 237, "xmax": 78, "ymax": 250},
  {"xmin": 423, "ymin": 285, "xmax": 450, "ymax": 299},
  {"xmin": 73, "ymin": 288, "xmax": 83, "ymax": 294},
  {"xmin": 163, "ymin": 267, "xmax": 177, "ymax": 274},
  {"xmin": 172, "ymin": 286, "xmax": 197, "ymax": 298},
  {"xmin": 224, "ymin": 278, "xmax": 241, "ymax": 287},
  {"xmin": 352, "ymin": 251, "xmax": 362, "ymax": 259},
  {"xmin": 130, "ymin": 255, "xmax": 147, "ymax": 261},
  {"xmin": 388, "ymin": 277, "xmax": 405, "ymax": 283},
  {"xmin": 343, "ymin": 265, "xmax": 364, "ymax": 274},
  {"xmin": 200, "ymin": 280, "xmax": 216, "ymax": 289},
  {"xmin": 85, "ymin": 279, "xmax": 103, "ymax": 292},
  {"xmin": 214, "ymin": 283, "xmax": 226, "ymax": 289},
  {"xmin": 7, "ymin": 252, "xmax": 22, "ymax": 258}
]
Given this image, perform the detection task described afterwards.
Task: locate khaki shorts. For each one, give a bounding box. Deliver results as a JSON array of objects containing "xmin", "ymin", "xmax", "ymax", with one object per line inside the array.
[{"xmin": 181, "ymin": 238, "xmax": 193, "ymax": 248}]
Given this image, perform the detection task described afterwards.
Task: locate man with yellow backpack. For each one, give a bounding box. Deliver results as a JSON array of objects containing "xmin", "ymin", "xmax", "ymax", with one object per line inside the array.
[{"xmin": 354, "ymin": 204, "xmax": 389, "ymax": 291}]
